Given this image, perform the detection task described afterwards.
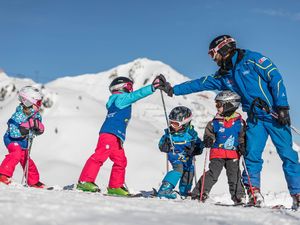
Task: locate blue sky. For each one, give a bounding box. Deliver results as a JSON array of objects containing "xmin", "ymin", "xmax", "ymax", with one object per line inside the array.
[{"xmin": 1, "ymin": 0, "xmax": 300, "ymax": 141}]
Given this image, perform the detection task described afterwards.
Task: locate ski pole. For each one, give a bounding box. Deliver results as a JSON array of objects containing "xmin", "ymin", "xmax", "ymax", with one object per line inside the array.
[
  {"xmin": 241, "ymin": 156, "xmax": 256, "ymax": 205},
  {"xmin": 193, "ymin": 157, "xmax": 197, "ymax": 187},
  {"xmin": 199, "ymin": 148, "xmax": 208, "ymax": 202},
  {"xmin": 251, "ymin": 97, "xmax": 300, "ymax": 136},
  {"xmin": 269, "ymin": 111, "xmax": 300, "ymax": 135},
  {"xmin": 22, "ymin": 131, "xmax": 35, "ymax": 187},
  {"xmin": 160, "ymin": 90, "xmax": 175, "ymax": 173}
]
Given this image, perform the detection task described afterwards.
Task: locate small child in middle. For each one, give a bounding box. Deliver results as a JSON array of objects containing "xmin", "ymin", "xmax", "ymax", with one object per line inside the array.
[
  {"xmin": 157, "ymin": 106, "xmax": 203, "ymax": 199},
  {"xmin": 191, "ymin": 90, "xmax": 246, "ymax": 205}
]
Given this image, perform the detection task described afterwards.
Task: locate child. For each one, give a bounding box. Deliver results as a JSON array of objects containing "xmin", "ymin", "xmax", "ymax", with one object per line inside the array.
[
  {"xmin": 0, "ymin": 86, "xmax": 45, "ymax": 188},
  {"xmin": 77, "ymin": 75, "xmax": 168, "ymax": 195},
  {"xmin": 191, "ymin": 90, "xmax": 246, "ymax": 205},
  {"xmin": 157, "ymin": 106, "xmax": 203, "ymax": 199}
]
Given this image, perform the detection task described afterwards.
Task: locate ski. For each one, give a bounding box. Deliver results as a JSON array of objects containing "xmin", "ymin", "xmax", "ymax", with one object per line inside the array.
[
  {"xmin": 103, "ymin": 193, "xmax": 143, "ymax": 198},
  {"xmin": 214, "ymin": 202, "xmax": 296, "ymax": 211},
  {"xmin": 103, "ymin": 188, "xmax": 158, "ymax": 198},
  {"xmin": 214, "ymin": 202, "xmax": 245, "ymax": 207}
]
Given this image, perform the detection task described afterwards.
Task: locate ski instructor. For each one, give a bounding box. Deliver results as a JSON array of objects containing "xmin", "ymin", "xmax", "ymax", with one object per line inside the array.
[{"xmin": 160, "ymin": 35, "xmax": 300, "ymax": 209}]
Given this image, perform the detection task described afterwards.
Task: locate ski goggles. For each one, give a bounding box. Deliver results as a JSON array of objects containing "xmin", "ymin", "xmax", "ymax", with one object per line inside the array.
[
  {"xmin": 208, "ymin": 37, "xmax": 236, "ymax": 59},
  {"xmin": 111, "ymin": 82, "xmax": 133, "ymax": 93},
  {"xmin": 169, "ymin": 116, "xmax": 192, "ymax": 129},
  {"xmin": 20, "ymin": 96, "xmax": 42, "ymax": 108}
]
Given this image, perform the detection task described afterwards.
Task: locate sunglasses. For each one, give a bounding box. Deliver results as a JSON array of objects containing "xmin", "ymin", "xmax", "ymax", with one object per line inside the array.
[{"xmin": 215, "ymin": 101, "xmax": 223, "ymax": 108}]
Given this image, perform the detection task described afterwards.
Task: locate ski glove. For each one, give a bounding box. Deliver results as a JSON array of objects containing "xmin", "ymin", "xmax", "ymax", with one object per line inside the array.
[
  {"xmin": 163, "ymin": 82, "xmax": 173, "ymax": 97},
  {"xmin": 159, "ymin": 137, "xmax": 173, "ymax": 153},
  {"xmin": 276, "ymin": 106, "xmax": 291, "ymax": 126},
  {"xmin": 152, "ymin": 74, "xmax": 167, "ymax": 90},
  {"xmin": 184, "ymin": 145, "xmax": 194, "ymax": 157},
  {"xmin": 238, "ymin": 143, "xmax": 246, "ymax": 156},
  {"xmin": 20, "ymin": 118, "xmax": 45, "ymax": 136},
  {"xmin": 203, "ymin": 136, "xmax": 214, "ymax": 148},
  {"xmin": 185, "ymin": 142, "xmax": 203, "ymax": 156}
]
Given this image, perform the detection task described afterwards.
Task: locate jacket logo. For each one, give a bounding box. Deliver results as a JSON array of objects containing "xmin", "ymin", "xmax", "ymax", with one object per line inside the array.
[
  {"xmin": 219, "ymin": 127, "xmax": 225, "ymax": 133},
  {"xmin": 224, "ymin": 135, "xmax": 235, "ymax": 150},
  {"xmin": 107, "ymin": 112, "xmax": 117, "ymax": 118},
  {"xmin": 242, "ymin": 70, "xmax": 250, "ymax": 75},
  {"xmin": 258, "ymin": 57, "xmax": 268, "ymax": 64}
]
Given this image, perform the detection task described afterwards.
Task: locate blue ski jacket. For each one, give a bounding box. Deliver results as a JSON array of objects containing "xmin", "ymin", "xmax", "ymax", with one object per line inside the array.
[
  {"xmin": 100, "ymin": 85, "xmax": 154, "ymax": 142},
  {"xmin": 173, "ymin": 49, "xmax": 289, "ymax": 120},
  {"xmin": 159, "ymin": 125, "xmax": 203, "ymax": 165}
]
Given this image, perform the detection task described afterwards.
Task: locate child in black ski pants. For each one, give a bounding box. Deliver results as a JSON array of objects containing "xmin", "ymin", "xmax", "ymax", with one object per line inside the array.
[{"xmin": 191, "ymin": 91, "xmax": 246, "ymax": 204}]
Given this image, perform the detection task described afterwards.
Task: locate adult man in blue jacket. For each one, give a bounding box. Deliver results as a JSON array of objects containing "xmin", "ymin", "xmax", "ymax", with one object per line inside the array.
[{"xmin": 162, "ymin": 35, "xmax": 300, "ymax": 209}]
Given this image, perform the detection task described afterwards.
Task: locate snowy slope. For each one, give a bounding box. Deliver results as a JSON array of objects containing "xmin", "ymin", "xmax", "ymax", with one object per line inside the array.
[
  {"xmin": 0, "ymin": 184, "xmax": 300, "ymax": 225},
  {"xmin": 0, "ymin": 59, "xmax": 300, "ymax": 224}
]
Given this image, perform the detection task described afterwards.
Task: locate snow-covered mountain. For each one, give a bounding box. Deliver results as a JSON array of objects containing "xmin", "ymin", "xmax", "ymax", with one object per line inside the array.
[{"xmin": 0, "ymin": 59, "xmax": 300, "ymax": 225}]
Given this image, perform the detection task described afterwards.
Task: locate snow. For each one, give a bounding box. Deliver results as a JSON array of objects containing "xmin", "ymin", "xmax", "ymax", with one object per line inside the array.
[
  {"xmin": 0, "ymin": 59, "xmax": 300, "ymax": 225},
  {"xmin": 0, "ymin": 184, "xmax": 300, "ymax": 225}
]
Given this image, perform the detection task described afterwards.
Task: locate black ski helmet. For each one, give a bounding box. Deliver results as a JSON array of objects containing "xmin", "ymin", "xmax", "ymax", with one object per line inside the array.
[
  {"xmin": 168, "ymin": 106, "xmax": 192, "ymax": 133},
  {"xmin": 215, "ymin": 90, "xmax": 241, "ymax": 117},
  {"xmin": 109, "ymin": 76, "xmax": 134, "ymax": 93},
  {"xmin": 208, "ymin": 35, "xmax": 236, "ymax": 59}
]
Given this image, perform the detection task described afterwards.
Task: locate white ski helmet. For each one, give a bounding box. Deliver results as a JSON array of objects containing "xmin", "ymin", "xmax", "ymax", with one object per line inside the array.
[
  {"xmin": 18, "ymin": 86, "xmax": 43, "ymax": 108},
  {"xmin": 215, "ymin": 90, "xmax": 241, "ymax": 116}
]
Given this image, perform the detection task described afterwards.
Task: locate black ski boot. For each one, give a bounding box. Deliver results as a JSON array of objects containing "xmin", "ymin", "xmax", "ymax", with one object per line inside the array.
[
  {"xmin": 191, "ymin": 192, "xmax": 209, "ymax": 202},
  {"xmin": 291, "ymin": 194, "xmax": 300, "ymax": 211},
  {"xmin": 232, "ymin": 195, "xmax": 246, "ymax": 206}
]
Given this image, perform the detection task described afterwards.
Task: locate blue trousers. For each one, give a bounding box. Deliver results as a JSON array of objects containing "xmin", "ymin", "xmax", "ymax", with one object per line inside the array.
[{"xmin": 242, "ymin": 118, "xmax": 300, "ymax": 194}]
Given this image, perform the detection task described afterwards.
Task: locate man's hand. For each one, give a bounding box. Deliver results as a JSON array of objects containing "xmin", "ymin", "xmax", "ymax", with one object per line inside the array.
[{"xmin": 277, "ymin": 106, "xmax": 291, "ymax": 126}]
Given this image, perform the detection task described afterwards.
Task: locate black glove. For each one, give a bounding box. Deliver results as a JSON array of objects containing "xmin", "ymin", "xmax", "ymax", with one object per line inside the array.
[
  {"xmin": 152, "ymin": 74, "xmax": 167, "ymax": 90},
  {"xmin": 185, "ymin": 142, "xmax": 203, "ymax": 156},
  {"xmin": 162, "ymin": 82, "xmax": 174, "ymax": 97},
  {"xmin": 159, "ymin": 138, "xmax": 173, "ymax": 153},
  {"xmin": 238, "ymin": 143, "xmax": 246, "ymax": 156},
  {"xmin": 203, "ymin": 136, "xmax": 214, "ymax": 148},
  {"xmin": 276, "ymin": 106, "xmax": 291, "ymax": 126},
  {"xmin": 184, "ymin": 145, "xmax": 194, "ymax": 157}
]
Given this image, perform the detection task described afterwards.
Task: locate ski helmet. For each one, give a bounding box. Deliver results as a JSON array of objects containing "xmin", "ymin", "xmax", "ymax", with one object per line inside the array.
[
  {"xmin": 215, "ymin": 90, "xmax": 241, "ymax": 117},
  {"xmin": 109, "ymin": 76, "xmax": 134, "ymax": 93},
  {"xmin": 18, "ymin": 86, "xmax": 43, "ymax": 108},
  {"xmin": 168, "ymin": 106, "xmax": 192, "ymax": 133},
  {"xmin": 208, "ymin": 35, "xmax": 236, "ymax": 59}
]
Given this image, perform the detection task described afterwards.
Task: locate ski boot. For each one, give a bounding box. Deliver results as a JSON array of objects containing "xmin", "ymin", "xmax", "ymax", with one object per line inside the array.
[
  {"xmin": 107, "ymin": 186, "xmax": 129, "ymax": 196},
  {"xmin": 157, "ymin": 182, "xmax": 177, "ymax": 199},
  {"xmin": 191, "ymin": 192, "xmax": 209, "ymax": 202},
  {"xmin": 232, "ymin": 195, "xmax": 246, "ymax": 206},
  {"xmin": 77, "ymin": 181, "xmax": 100, "ymax": 192},
  {"xmin": 0, "ymin": 174, "xmax": 11, "ymax": 185},
  {"xmin": 247, "ymin": 187, "xmax": 264, "ymax": 207},
  {"xmin": 179, "ymin": 182, "xmax": 192, "ymax": 199},
  {"xmin": 30, "ymin": 181, "xmax": 45, "ymax": 189},
  {"xmin": 291, "ymin": 194, "xmax": 300, "ymax": 211}
]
